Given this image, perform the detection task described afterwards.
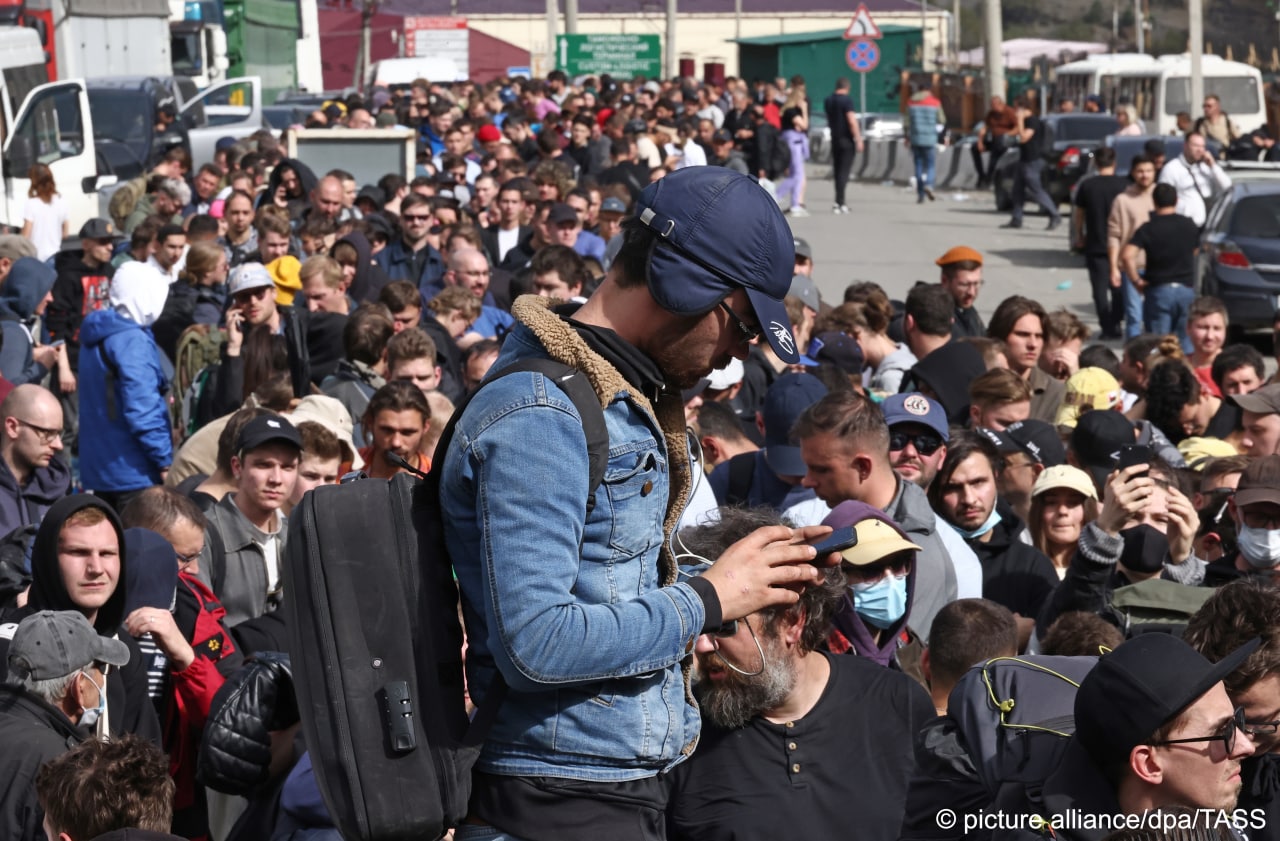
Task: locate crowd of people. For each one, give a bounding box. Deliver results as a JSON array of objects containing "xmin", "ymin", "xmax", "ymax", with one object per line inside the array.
[{"xmin": 0, "ymin": 67, "xmax": 1278, "ymax": 841}]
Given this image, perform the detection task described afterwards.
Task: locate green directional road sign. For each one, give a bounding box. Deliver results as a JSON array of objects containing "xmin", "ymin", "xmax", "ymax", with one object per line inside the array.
[{"xmin": 556, "ymin": 34, "xmax": 662, "ymax": 78}]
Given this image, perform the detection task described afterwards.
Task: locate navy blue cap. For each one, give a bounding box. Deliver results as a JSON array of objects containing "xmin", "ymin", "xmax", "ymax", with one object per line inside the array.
[
  {"xmin": 881, "ymin": 393, "xmax": 949, "ymax": 441},
  {"xmin": 799, "ymin": 331, "xmax": 863, "ymax": 374},
  {"xmin": 635, "ymin": 168, "xmax": 799, "ymax": 364},
  {"xmin": 762, "ymin": 372, "xmax": 828, "ymax": 477}
]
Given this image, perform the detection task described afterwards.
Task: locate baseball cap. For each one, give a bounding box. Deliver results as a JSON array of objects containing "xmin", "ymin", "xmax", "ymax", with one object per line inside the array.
[
  {"xmin": 8, "ymin": 610, "xmax": 130, "ymax": 681},
  {"xmin": 705, "ymin": 358, "xmax": 744, "ymax": 391},
  {"xmin": 935, "ymin": 245, "xmax": 983, "ymax": 267},
  {"xmin": 228, "ymin": 262, "xmax": 276, "ymax": 297},
  {"xmin": 548, "ymin": 203, "xmax": 580, "ymax": 225},
  {"xmin": 215, "ymin": 136, "xmax": 239, "ymax": 152},
  {"xmin": 712, "ymin": 129, "xmax": 734, "ymax": 144},
  {"xmin": 1178, "ymin": 437, "xmax": 1238, "ymax": 470},
  {"xmin": 236, "ymin": 414, "xmax": 303, "ymax": 455},
  {"xmin": 762, "ymin": 372, "xmax": 828, "ymax": 478},
  {"xmin": 625, "ymin": 118, "xmax": 648, "ymax": 135},
  {"xmin": 0, "ymin": 234, "xmax": 36, "ymax": 261},
  {"xmin": 1233, "ymin": 455, "xmax": 1280, "ymax": 509},
  {"xmin": 600, "ymin": 196, "xmax": 628, "ymax": 215},
  {"xmin": 1055, "ymin": 367, "xmax": 1123, "ymax": 429},
  {"xmin": 792, "ymin": 238, "xmax": 812, "ymax": 260},
  {"xmin": 1031, "ymin": 464, "xmax": 1098, "ymax": 500},
  {"xmin": 788, "ymin": 274, "xmax": 820, "ymax": 312},
  {"xmin": 1074, "ymin": 634, "xmax": 1259, "ymax": 771},
  {"xmin": 1004, "ymin": 419, "xmax": 1067, "ymax": 467},
  {"xmin": 821, "ymin": 501, "xmax": 921, "ymax": 565},
  {"xmin": 477, "ymin": 124, "xmax": 502, "ymax": 143},
  {"xmin": 288, "ymin": 394, "xmax": 365, "ymax": 470},
  {"xmin": 78, "ymin": 218, "xmax": 121, "ymax": 242},
  {"xmin": 1231, "ymin": 383, "xmax": 1280, "ymax": 416},
  {"xmin": 635, "ymin": 168, "xmax": 799, "ymax": 364},
  {"xmin": 799, "ymin": 331, "xmax": 863, "ymax": 374},
  {"xmin": 356, "ymin": 185, "xmax": 386, "ymax": 208},
  {"xmin": 1070, "ymin": 410, "xmax": 1136, "ymax": 492},
  {"xmin": 881, "ymin": 393, "xmax": 949, "ymax": 441}
]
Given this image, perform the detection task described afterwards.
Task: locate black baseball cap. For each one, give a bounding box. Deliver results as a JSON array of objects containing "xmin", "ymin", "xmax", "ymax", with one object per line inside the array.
[
  {"xmin": 1074, "ymin": 634, "xmax": 1259, "ymax": 770},
  {"xmin": 548, "ymin": 203, "xmax": 580, "ymax": 225},
  {"xmin": 236, "ymin": 414, "xmax": 302, "ymax": 456},
  {"xmin": 78, "ymin": 218, "xmax": 121, "ymax": 242},
  {"xmin": 1069, "ymin": 410, "xmax": 1136, "ymax": 492},
  {"xmin": 1005, "ymin": 419, "xmax": 1066, "ymax": 467}
]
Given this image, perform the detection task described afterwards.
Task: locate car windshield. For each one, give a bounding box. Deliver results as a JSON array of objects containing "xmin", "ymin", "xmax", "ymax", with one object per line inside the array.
[
  {"xmin": 1165, "ymin": 76, "xmax": 1261, "ymax": 116},
  {"xmin": 87, "ymin": 89, "xmax": 151, "ymax": 165},
  {"xmin": 1055, "ymin": 116, "xmax": 1120, "ymax": 142},
  {"xmin": 1231, "ymin": 194, "xmax": 1280, "ymax": 239}
]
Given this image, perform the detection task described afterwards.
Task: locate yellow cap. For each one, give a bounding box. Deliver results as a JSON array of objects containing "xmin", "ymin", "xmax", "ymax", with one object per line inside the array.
[
  {"xmin": 1177, "ymin": 436, "xmax": 1239, "ymax": 470},
  {"xmin": 1032, "ymin": 464, "xmax": 1098, "ymax": 500},
  {"xmin": 267, "ymin": 255, "xmax": 302, "ymax": 307},
  {"xmin": 1055, "ymin": 367, "xmax": 1122, "ymax": 429},
  {"xmin": 839, "ymin": 518, "xmax": 922, "ymax": 566}
]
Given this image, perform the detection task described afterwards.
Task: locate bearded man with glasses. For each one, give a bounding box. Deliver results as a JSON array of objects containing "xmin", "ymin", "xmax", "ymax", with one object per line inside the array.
[{"xmin": 666, "ymin": 504, "xmax": 934, "ymax": 841}]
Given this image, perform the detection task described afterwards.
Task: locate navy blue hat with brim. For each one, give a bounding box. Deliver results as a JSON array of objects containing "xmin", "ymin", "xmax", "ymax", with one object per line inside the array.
[{"xmin": 635, "ymin": 168, "xmax": 800, "ymax": 364}]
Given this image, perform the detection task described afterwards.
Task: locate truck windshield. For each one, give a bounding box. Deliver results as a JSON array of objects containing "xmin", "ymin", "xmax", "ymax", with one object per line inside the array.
[
  {"xmin": 87, "ymin": 90, "xmax": 151, "ymax": 172},
  {"xmin": 172, "ymin": 32, "xmax": 203, "ymax": 76}
]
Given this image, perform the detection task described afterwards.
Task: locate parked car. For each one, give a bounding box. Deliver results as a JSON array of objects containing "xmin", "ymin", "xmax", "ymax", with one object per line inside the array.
[
  {"xmin": 1197, "ymin": 178, "xmax": 1280, "ymax": 330},
  {"xmin": 992, "ymin": 113, "xmax": 1119, "ymax": 211}
]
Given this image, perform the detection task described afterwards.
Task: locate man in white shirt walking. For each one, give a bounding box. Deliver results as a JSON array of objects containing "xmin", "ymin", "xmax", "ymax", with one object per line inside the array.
[{"xmin": 1158, "ymin": 132, "xmax": 1231, "ymax": 228}]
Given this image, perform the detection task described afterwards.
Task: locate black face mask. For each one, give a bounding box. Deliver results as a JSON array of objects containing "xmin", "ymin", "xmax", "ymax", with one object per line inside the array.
[{"xmin": 1119, "ymin": 524, "xmax": 1170, "ymax": 574}]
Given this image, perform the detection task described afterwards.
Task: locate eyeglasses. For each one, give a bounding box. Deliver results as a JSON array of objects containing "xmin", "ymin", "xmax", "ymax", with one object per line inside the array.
[
  {"xmin": 1151, "ymin": 706, "xmax": 1247, "ymax": 755},
  {"xmin": 13, "ymin": 418, "xmax": 62, "ymax": 445},
  {"xmin": 950, "ymin": 280, "xmax": 983, "ymax": 291},
  {"xmin": 402, "ymin": 214, "xmax": 432, "ymax": 223},
  {"xmin": 710, "ymin": 619, "xmax": 738, "ymax": 638},
  {"xmin": 889, "ymin": 430, "xmax": 944, "ymax": 456},
  {"xmin": 1243, "ymin": 718, "xmax": 1280, "ymax": 739},
  {"xmin": 176, "ymin": 546, "xmax": 204, "ymax": 570},
  {"xmin": 1242, "ymin": 508, "xmax": 1280, "ymax": 531},
  {"xmin": 718, "ymin": 300, "xmax": 762, "ymax": 344},
  {"xmin": 845, "ymin": 555, "xmax": 912, "ymax": 585}
]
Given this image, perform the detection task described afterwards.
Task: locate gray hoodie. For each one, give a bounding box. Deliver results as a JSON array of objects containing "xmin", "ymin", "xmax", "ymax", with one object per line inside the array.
[{"xmin": 885, "ymin": 478, "xmax": 959, "ymax": 642}]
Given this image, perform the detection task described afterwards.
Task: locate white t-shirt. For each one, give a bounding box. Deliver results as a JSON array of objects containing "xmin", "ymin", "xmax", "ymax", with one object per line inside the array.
[
  {"xmin": 496, "ymin": 226, "xmax": 520, "ymax": 263},
  {"xmin": 22, "ymin": 194, "xmax": 67, "ymax": 261}
]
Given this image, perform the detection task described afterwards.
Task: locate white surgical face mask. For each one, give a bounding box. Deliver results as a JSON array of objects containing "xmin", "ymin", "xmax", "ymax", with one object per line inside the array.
[
  {"xmin": 78, "ymin": 669, "xmax": 106, "ymax": 728},
  {"xmin": 1237, "ymin": 523, "xmax": 1280, "ymax": 569}
]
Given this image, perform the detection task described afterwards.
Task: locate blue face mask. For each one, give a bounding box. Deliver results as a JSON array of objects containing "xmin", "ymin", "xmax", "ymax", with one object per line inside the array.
[
  {"xmin": 852, "ymin": 573, "xmax": 909, "ymax": 630},
  {"xmin": 78, "ymin": 669, "xmax": 106, "ymax": 728},
  {"xmin": 949, "ymin": 506, "xmax": 1002, "ymax": 541}
]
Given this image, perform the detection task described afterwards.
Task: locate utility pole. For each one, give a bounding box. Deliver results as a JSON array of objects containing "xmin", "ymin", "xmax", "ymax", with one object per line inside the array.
[
  {"xmin": 1134, "ymin": 0, "xmax": 1143, "ymax": 52},
  {"xmin": 735, "ymin": 0, "xmax": 741, "ymax": 43},
  {"xmin": 356, "ymin": 0, "xmax": 376, "ymax": 91},
  {"xmin": 566, "ymin": 0, "xmax": 578, "ymax": 35},
  {"xmin": 667, "ymin": 0, "xmax": 678, "ymax": 79},
  {"xmin": 983, "ymin": 0, "xmax": 1004, "ymax": 103},
  {"xmin": 953, "ymin": 0, "xmax": 961, "ymax": 66},
  {"xmin": 1189, "ymin": 0, "xmax": 1204, "ymax": 111},
  {"xmin": 921, "ymin": 0, "xmax": 929, "ymax": 70},
  {"xmin": 546, "ymin": 0, "xmax": 558, "ymax": 75}
]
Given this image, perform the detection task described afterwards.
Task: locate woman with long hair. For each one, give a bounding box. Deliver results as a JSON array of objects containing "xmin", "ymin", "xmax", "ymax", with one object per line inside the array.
[
  {"xmin": 1028, "ymin": 466, "xmax": 1100, "ymax": 579},
  {"xmin": 21, "ymin": 163, "xmax": 69, "ymax": 261},
  {"xmin": 838, "ymin": 295, "xmax": 916, "ymax": 396},
  {"xmin": 777, "ymin": 82, "xmax": 811, "ymax": 216}
]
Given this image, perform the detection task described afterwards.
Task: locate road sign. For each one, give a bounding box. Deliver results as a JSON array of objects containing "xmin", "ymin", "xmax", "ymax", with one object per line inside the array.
[
  {"xmin": 405, "ymin": 16, "xmax": 469, "ymax": 73},
  {"xmin": 843, "ymin": 4, "xmax": 883, "ymax": 40},
  {"xmin": 846, "ymin": 38, "xmax": 880, "ymax": 73},
  {"xmin": 555, "ymin": 34, "xmax": 662, "ymax": 78}
]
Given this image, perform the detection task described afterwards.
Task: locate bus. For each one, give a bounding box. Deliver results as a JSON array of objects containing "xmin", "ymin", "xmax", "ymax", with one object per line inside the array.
[{"xmin": 1053, "ymin": 53, "xmax": 1265, "ymax": 136}]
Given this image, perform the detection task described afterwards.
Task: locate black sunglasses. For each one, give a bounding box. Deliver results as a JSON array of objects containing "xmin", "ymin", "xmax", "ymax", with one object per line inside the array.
[
  {"xmin": 1151, "ymin": 706, "xmax": 1247, "ymax": 755},
  {"xmin": 719, "ymin": 301, "xmax": 762, "ymax": 344},
  {"xmin": 889, "ymin": 430, "xmax": 944, "ymax": 456}
]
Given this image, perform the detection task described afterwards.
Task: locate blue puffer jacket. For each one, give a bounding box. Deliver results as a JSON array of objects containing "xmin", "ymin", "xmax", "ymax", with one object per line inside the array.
[
  {"xmin": 907, "ymin": 91, "xmax": 944, "ymax": 148},
  {"xmin": 79, "ymin": 307, "xmax": 172, "ymax": 493}
]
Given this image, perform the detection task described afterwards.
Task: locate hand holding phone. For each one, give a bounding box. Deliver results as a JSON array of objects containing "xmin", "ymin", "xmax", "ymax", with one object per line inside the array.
[
  {"xmin": 1115, "ymin": 444, "xmax": 1151, "ymax": 473},
  {"xmin": 810, "ymin": 525, "xmax": 858, "ymax": 557}
]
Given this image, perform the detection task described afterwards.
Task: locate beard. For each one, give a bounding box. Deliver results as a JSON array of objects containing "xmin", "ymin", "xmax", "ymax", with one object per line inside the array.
[{"xmin": 695, "ymin": 631, "xmax": 796, "ymax": 730}]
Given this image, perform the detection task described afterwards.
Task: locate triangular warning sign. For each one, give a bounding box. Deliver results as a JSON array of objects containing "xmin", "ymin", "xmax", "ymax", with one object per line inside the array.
[{"xmin": 843, "ymin": 3, "xmax": 883, "ymax": 39}]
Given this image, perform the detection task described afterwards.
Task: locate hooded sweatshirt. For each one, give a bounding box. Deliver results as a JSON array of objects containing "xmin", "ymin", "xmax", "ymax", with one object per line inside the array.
[
  {"xmin": 78, "ymin": 262, "xmax": 172, "ymax": 492},
  {"xmin": 0, "ymin": 494, "xmax": 162, "ymax": 744},
  {"xmin": 958, "ymin": 500, "xmax": 1059, "ymax": 620},
  {"xmin": 48, "ymin": 248, "xmax": 115, "ymax": 371},
  {"xmin": 0, "ymin": 448, "xmax": 71, "ymax": 540},
  {"xmin": 261, "ymin": 158, "xmax": 319, "ymax": 220},
  {"xmin": 0, "ymin": 257, "xmax": 55, "ymax": 386},
  {"xmin": 902, "ymin": 341, "xmax": 985, "ymax": 427},
  {"xmin": 335, "ymin": 231, "xmax": 391, "ymax": 303}
]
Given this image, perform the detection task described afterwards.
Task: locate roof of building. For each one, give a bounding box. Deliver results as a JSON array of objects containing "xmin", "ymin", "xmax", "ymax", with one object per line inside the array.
[
  {"xmin": 377, "ymin": 0, "xmax": 926, "ymax": 13},
  {"xmin": 732, "ymin": 23, "xmax": 920, "ymax": 46}
]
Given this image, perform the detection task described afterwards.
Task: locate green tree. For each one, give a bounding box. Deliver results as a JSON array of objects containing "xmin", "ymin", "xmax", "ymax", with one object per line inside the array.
[{"xmin": 1083, "ymin": 0, "xmax": 1105, "ymax": 25}]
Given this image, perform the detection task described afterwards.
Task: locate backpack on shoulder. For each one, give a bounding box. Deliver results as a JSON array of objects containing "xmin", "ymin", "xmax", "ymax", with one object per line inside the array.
[
  {"xmin": 283, "ymin": 358, "xmax": 609, "ymax": 841},
  {"xmin": 1109, "ymin": 577, "xmax": 1214, "ymax": 636},
  {"xmin": 172, "ymin": 324, "xmax": 226, "ymax": 438}
]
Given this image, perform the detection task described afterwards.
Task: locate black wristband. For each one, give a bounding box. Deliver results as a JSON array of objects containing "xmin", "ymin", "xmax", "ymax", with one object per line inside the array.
[{"xmin": 687, "ymin": 576, "xmax": 723, "ymax": 634}]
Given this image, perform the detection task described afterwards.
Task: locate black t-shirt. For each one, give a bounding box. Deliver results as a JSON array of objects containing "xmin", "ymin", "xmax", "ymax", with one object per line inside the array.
[
  {"xmin": 1205, "ymin": 398, "xmax": 1239, "ymax": 439},
  {"xmin": 667, "ymin": 653, "xmax": 935, "ymax": 841},
  {"xmin": 1019, "ymin": 116, "xmax": 1044, "ymax": 162},
  {"xmin": 1128, "ymin": 213, "xmax": 1202, "ymax": 286},
  {"xmin": 825, "ymin": 92, "xmax": 856, "ymax": 142},
  {"xmin": 781, "ymin": 106, "xmax": 804, "ymax": 132},
  {"xmin": 1074, "ymin": 174, "xmax": 1130, "ymax": 255}
]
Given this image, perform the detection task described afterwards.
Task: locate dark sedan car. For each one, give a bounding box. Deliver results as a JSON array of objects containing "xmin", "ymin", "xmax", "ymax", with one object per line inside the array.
[
  {"xmin": 1198, "ymin": 179, "xmax": 1280, "ymax": 330},
  {"xmin": 993, "ymin": 113, "xmax": 1120, "ymax": 211}
]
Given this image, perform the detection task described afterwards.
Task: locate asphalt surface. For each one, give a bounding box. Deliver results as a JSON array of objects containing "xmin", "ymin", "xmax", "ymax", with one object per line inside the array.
[{"xmin": 787, "ymin": 167, "xmax": 1097, "ymax": 332}]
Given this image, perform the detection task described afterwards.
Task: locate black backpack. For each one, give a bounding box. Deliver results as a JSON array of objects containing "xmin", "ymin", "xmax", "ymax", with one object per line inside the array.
[
  {"xmin": 767, "ymin": 132, "xmax": 793, "ymax": 179},
  {"xmin": 284, "ymin": 358, "xmax": 608, "ymax": 841}
]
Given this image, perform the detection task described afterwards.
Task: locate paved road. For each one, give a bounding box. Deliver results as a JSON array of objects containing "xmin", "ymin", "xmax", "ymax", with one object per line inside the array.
[{"xmin": 787, "ymin": 168, "xmax": 1097, "ymax": 332}]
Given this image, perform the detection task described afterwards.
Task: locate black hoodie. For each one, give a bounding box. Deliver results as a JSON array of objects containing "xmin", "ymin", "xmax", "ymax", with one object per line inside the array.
[
  {"xmin": 260, "ymin": 158, "xmax": 319, "ymax": 220},
  {"xmin": 47, "ymin": 249, "xmax": 114, "ymax": 371},
  {"xmin": 335, "ymin": 231, "xmax": 391, "ymax": 303},
  {"xmin": 0, "ymin": 495, "xmax": 162, "ymax": 744},
  {"xmin": 960, "ymin": 500, "xmax": 1059, "ymax": 620}
]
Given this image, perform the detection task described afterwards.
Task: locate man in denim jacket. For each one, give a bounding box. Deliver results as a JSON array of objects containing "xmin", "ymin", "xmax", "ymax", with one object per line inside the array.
[{"xmin": 441, "ymin": 168, "xmax": 835, "ymax": 841}]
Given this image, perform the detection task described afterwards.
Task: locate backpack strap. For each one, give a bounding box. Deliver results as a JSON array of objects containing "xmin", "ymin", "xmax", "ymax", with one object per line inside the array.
[{"xmin": 724, "ymin": 451, "xmax": 756, "ymax": 507}]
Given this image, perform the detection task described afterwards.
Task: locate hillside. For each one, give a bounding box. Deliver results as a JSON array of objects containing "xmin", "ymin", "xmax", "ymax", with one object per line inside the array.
[{"xmin": 955, "ymin": 0, "xmax": 1280, "ymax": 69}]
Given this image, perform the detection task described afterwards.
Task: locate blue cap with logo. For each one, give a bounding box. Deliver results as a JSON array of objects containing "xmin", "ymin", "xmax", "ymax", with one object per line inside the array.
[
  {"xmin": 881, "ymin": 393, "xmax": 949, "ymax": 441},
  {"xmin": 634, "ymin": 168, "xmax": 799, "ymax": 363}
]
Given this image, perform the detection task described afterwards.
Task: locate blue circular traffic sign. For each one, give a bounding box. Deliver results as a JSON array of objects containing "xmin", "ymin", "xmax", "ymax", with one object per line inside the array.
[{"xmin": 846, "ymin": 38, "xmax": 880, "ymax": 73}]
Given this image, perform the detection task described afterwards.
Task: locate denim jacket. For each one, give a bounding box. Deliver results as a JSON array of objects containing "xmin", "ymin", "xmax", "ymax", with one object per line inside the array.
[{"xmin": 440, "ymin": 295, "xmax": 703, "ymax": 781}]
